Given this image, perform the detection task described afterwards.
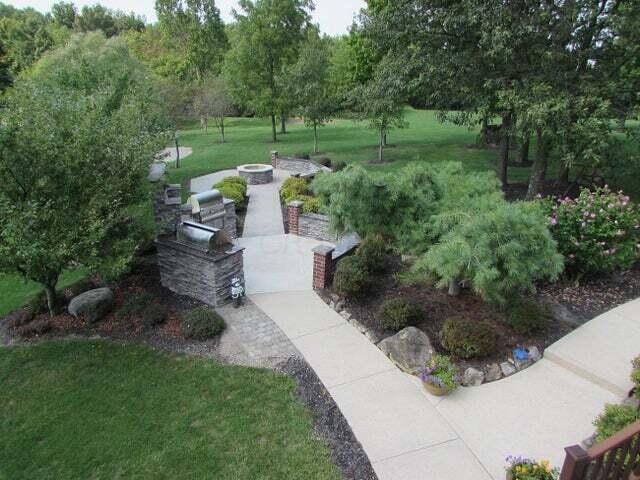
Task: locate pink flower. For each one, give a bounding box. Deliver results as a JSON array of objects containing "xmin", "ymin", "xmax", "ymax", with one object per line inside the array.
[{"xmin": 549, "ymin": 217, "xmax": 558, "ymax": 226}]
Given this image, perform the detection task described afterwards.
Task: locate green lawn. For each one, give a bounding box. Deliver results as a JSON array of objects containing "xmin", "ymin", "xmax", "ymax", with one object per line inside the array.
[
  {"xmin": 0, "ymin": 341, "xmax": 341, "ymax": 480},
  {"xmin": 0, "ymin": 269, "xmax": 88, "ymax": 318},
  {"xmin": 168, "ymin": 109, "xmax": 537, "ymax": 187}
]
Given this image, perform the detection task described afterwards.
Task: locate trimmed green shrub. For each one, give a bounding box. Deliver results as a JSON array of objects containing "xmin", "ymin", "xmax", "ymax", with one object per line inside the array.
[
  {"xmin": 142, "ymin": 303, "xmax": 168, "ymax": 327},
  {"xmin": 300, "ymin": 196, "xmax": 322, "ymax": 214},
  {"xmin": 181, "ymin": 306, "xmax": 226, "ymax": 340},
  {"xmin": 594, "ymin": 404, "xmax": 640, "ymax": 442},
  {"xmin": 331, "ymin": 160, "xmax": 346, "ymax": 172},
  {"xmin": 440, "ymin": 318, "xmax": 496, "ymax": 359},
  {"xmin": 217, "ymin": 176, "xmax": 247, "ymax": 196},
  {"xmin": 357, "ymin": 234, "xmax": 387, "ymax": 273},
  {"xmin": 117, "ymin": 292, "xmax": 154, "ymax": 320},
  {"xmin": 281, "ymin": 177, "xmax": 311, "ymax": 204},
  {"xmin": 507, "ymin": 300, "xmax": 548, "ymax": 335},
  {"xmin": 377, "ymin": 298, "xmax": 423, "ymax": 331},
  {"xmin": 215, "ymin": 182, "xmax": 246, "ymax": 209},
  {"xmin": 544, "ymin": 186, "xmax": 640, "ymax": 275},
  {"xmin": 333, "ymin": 256, "xmax": 371, "ymax": 299}
]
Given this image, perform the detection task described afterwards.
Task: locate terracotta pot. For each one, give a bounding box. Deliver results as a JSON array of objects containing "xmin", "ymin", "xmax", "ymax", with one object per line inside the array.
[{"xmin": 422, "ymin": 381, "xmax": 452, "ymax": 396}]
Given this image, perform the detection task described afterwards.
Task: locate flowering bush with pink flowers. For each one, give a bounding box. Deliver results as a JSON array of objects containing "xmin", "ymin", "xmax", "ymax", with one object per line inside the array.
[{"xmin": 544, "ymin": 187, "xmax": 640, "ymax": 275}]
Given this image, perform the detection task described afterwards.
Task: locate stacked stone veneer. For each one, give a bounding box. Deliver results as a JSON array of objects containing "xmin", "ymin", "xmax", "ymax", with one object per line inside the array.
[
  {"xmin": 287, "ymin": 202, "xmax": 337, "ymax": 242},
  {"xmin": 271, "ymin": 151, "xmax": 331, "ymax": 177},
  {"xmin": 156, "ymin": 237, "xmax": 244, "ymax": 307}
]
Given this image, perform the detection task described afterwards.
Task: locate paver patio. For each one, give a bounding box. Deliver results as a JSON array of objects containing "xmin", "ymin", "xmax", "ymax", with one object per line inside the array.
[{"xmin": 192, "ymin": 168, "xmax": 639, "ymax": 480}]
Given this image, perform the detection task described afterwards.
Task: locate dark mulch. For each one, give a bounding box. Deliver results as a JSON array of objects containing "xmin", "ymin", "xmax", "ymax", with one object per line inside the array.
[
  {"xmin": 279, "ymin": 357, "xmax": 378, "ymax": 480},
  {"xmin": 537, "ymin": 263, "xmax": 640, "ymax": 320},
  {"xmin": 325, "ymin": 254, "xmax": 640, "ymax": 372},
  {"xmin": 503, "ymin": 180, "xmax": 581, "ymax": 202}
]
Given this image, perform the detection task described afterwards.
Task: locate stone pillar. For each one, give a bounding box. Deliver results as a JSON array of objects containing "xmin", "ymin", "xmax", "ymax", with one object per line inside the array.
[
  {"xmin": 271, "ymin": 151, "xmax": 279, "ymax": 169},
  {"xmin": 223, "ymin": 199, "xmax": 237, "ymax": 239},
  {"xmin": 288, "ymin": 200, "xmax": 303, "ymax": 235},
  {"xmin": 313, "ymin": 245, "xmax": 335, "ymax": 290}
]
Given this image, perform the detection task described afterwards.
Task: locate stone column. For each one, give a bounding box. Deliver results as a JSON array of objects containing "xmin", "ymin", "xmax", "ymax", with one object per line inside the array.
[
  {"xmin": 271, "ymin": 151, "xmax": 279, "ymax": 169},
  {"xmin": 313, "ymin": 245, "xmax": 335, "ymax": 290},
  {"xmin": 288, "ymin": 200, "xmax": 303, "ymax": 235}
]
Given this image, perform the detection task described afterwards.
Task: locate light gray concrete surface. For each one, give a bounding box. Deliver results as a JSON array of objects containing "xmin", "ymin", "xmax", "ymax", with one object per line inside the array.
[{"xmin": 235, "ymin": 235, "xmax": 332, "ymax": 294}]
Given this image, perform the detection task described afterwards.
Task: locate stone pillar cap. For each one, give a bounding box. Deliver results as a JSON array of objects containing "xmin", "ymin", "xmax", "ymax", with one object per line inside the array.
[
  {"xmin": 313, "ymin": 245, "xmax": 335, "ymax": 255},
  {"xmin": 288, "ymin": 200, "xmax": 304, "ymax": 208}
]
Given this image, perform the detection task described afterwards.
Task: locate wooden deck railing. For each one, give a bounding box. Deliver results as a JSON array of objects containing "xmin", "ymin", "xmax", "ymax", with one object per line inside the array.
[{"xmin": 560, "ymin": 421, "xmax": 640, "ymax": 480}]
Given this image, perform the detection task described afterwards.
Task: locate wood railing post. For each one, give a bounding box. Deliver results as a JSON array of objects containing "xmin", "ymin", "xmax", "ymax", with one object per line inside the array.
[{"xmin": 560, "ymin": 445, "xmax": 591, "ymax": 480}]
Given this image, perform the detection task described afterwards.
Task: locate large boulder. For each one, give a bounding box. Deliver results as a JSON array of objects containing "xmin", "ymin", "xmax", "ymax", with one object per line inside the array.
[
  {"xmin": 378, "ymin": 327, "xmax": 434, "ymax": 374},
  {"xmin": 68, "ymin": 288, "xmax": 113, "ymax": 324}
]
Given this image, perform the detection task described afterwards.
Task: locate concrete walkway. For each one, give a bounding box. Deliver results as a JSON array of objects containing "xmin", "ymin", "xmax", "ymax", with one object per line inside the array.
[{"xmin": 197, "ymin": 164, "xmax": 638, "ymax": 480}]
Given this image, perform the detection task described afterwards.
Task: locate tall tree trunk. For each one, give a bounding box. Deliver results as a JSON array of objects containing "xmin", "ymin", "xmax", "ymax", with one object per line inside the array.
[
  {"xmin": 280, "ymin": 116, "xmax": 286, "ymax": 134},
  {"xmin": 313, "ymin": 123, "xmax": 319, "ymax": 154},
  {"xmin": 44, "ymin": 283, "xmax": 57, "ymax": 317},
  {"xmin": 220, "ymin": 115, "xmax": 225, "ymax": 143},
  {"xmin": 480, "ymin": 116, "xmax": 489, "ymax": 146},
  {"xmin": 378, "ymin": 129, "xmax": 384, "ymax": 163},
  {"xmin": 616, "ymin": 115, "xmax": 626, "ymax": 131},
  {"xmin": 498, "ymin": 113, "xmax": 512, "ymax": 187},
  {"xmin": 175, "ymin": 136, "xmax": 180, "ymax": 169},
  {"xmin": 271, "ymin": 115, "xmax": 277, "ymax": 143},
  {"xmin": 557, "ymin": 164, "xmax": 570, "ymax": 190},
  {"xmin": 517, "ymin": 135, "xmax": 530, "ymax": 165},
  {"xmin": 526, "ymin": 130, "xmax": 548, "ymax": 199},
  {"xmin": 383, "ymin": 133, "xmax": 387, "ymax": 146}
]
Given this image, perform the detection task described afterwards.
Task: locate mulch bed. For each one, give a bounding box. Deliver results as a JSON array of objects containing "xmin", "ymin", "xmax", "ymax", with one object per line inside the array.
[{"xmin": 323, "ymin": 254, "xmax": 640, "ymax": 373}]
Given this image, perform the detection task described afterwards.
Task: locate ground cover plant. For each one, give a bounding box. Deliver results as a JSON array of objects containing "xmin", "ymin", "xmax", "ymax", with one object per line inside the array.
[{"xmin": 0, "ymin": 341, "xmax": 342, "ymax": 480}]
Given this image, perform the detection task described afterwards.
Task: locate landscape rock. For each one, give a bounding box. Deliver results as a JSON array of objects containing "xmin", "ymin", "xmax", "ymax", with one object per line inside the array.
[
  {"xmin": 546, "ymin": 301, "xmax": 584, "ymax": 326},
  {"xmin": 485, "ymin": 363, "xmax": 502, "ymax": 382},
  {"xmin": 364, "ymin": 330, "xmax": 382, "ymax": 344},
  {"xmin": 68, "ymin": 288, "xmax": 113, "ymax": 324},
  {"xmin": 330, "ymin": 293, "xmax": 341, "ymax": 303},
  {"xmin": 329, "ymin": 301, "xmax": 336, "ymax": 310},
  {"xmin": 622, "ymin": 395, "xmax": 640, "ymax": 410},
  {"xmin": 335, "ymin": 300, "xmax": 345, "ymax": 313},
  {"xmin": 340, "ymin": 310, "xmax": 352, "ymax": 321},
  {"xmin": 528, "ymin": 346, "xmax": 542, "ymax": 362},
  {"xmin": 349, "ymin": 318, "xmax": 366, "ymax": 334},
  {"xmin": 377, "ymin": 327, "xmax": 435, "ymax": 375},
  {"xmin": 463, "ymin": 367, "xmax": 485, "ymax": 387},
  {"xmin": 500, "ymin": 361, "xmax": 517, "ymax": 377}
]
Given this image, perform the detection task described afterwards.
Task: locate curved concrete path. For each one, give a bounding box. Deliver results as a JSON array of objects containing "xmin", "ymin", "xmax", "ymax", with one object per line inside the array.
[{"xmin": 194, "ymin": 166, "xmax": 638, "ymax": 480}]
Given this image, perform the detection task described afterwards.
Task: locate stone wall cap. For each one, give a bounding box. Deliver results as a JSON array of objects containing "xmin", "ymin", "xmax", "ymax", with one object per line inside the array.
[
  {"xmin": 288, "ymin": 200, "xmax": 304, "ymax": 208},
  {"xmin": 301, "ymin": 212, "xmax": 329, "ymax": 221},
  {"xmin": 313, "ymin": 245, "xmax": 335, "ymax": 255}
]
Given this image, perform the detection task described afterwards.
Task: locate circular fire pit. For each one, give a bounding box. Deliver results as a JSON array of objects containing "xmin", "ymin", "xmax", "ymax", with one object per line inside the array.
[{"xmin": 237, "ymin": 164, "xmax": 274, "ymax": 185}]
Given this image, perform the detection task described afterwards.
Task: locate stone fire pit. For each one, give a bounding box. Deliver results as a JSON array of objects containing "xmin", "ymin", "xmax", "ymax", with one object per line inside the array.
[{"xmin": 237, "ymin": 164, "xmax": 274, "ymax": 185}]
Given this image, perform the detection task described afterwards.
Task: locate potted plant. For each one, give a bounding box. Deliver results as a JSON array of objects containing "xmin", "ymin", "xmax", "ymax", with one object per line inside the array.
[
  {"xmin": 419, "ymin": 355, "xmax": 460, "ymax": 396},
  {"xmin": 505, "ymin": 456, "xmax": 558, "ymax": 480}
]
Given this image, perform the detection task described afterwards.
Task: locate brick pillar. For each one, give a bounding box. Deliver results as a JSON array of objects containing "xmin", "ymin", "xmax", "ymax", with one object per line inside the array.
[
  {"xmin": 271, "ymin": 151, "xmax": 279, "ymax": 169},
  {"xmin": 313, "ymin": 245, "xmax": 335, "ymax": 290},
  {"xmin": 288, "ymin": 200, "xmax": 303, "ymax": 235}
]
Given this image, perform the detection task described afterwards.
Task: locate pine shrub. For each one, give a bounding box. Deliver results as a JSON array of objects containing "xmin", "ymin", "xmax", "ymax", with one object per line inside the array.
[
  {"xmin": 217, "ymin": 176, "xmax": 247, "ymax": 196},
  {"xmin": 333, "ymin": 256, "xmax": 371, "ymax": 299},
  {"xmin": 181, "ymin": 307, "xmax": 226, "ymax": 340},
  {"xmin": 377, "ymin": 298, "xmax": 423, "ymax": 331},
  {"xmin": 440, "ymin": 318, "xmax": 496, "ymax": 359}
]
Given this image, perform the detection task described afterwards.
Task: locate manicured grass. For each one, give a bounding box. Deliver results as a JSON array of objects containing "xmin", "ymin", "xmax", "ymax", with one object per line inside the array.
[
  {"xmin": 0, "ymin": 269, "xmax": 88, "ymax": 318},
  {"xmin": 168, "ymin": 109, "xmax": 537, "ymax": 187},
  {"xmin": 0, "ymin": 341, "xmax": 341, "ymax": 480}
]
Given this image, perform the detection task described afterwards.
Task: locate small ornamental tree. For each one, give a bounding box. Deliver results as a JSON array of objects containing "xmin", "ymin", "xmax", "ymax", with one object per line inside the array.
[
  {"xmin": 415, "ymin": 201, "xmax": 564, "ymax": 304},
  {"xmin": 544, "ymin": 187, "xmax": 640, "ymax": 275},
  {"xmin": 193, "ymin": 75, "xmax": 234, "ymax": 143},
  {"xmin": 0, "ymin": 36, "xmax": 166, "ymax": 315}
]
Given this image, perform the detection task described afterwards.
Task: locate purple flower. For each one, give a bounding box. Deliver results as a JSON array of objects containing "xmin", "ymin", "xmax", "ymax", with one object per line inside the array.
[{"xmin": 549, "ymin": 216, "xmax": 557, "ymax": 226}]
